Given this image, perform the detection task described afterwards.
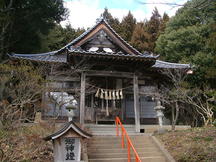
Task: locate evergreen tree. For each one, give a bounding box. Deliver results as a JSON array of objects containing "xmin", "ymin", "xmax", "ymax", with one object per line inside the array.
[
  {"xmin": 44, "ymin": 24, "xmax": 85, "ymax": 51},
  {"xmin": 101, "ymin": 8, "xmax": 121, "ymax": 34},
  {"xmin": 0, "ymin": 0, "xmax": 68, "ymax": 61},
  {"xmin": 155, "ymin": 0, "xmax": 216, "ymax": 87},
  {"xmin": 159, "ymin": 13, "xmax": 170, "ymax": 34},
  {"xmin": 131, "ymin": 22, "xmax": 151, "ymax": 52},
  {"xmin": 119, "ymin": 11, "xmax": 136, "ymax": 42},
  {"xmin": 145, "ymin": 7, "xmax": 162, "ymax": 52}
]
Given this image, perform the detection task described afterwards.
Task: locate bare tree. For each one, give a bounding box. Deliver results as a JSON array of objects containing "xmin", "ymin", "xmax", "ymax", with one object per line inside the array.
[
  {"xmin": 184, "ymin": 88, "xmax": 215, "ymax": 126},
  {"xmin": 159, "ymin": 68, "xmax": 215, "ymax": 128},
  {"xmin": 0, "ymin": 61, "xmax": 44, "ymax": 126},
  {"xmin": 159, "ymin": 68, "xmax": 188, "ymax": 130}
]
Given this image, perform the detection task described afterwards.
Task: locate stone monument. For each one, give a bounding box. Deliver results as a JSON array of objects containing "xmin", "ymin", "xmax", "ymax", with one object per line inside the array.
[{"xmin": 44, "ymin": 101, "xmax": 91, "ymax": 162}]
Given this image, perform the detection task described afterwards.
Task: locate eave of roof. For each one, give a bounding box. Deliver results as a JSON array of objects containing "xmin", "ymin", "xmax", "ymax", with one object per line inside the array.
[
  {"xmin": 8, "ymin": 52, "xmax": 67, "ymax": 63},
  {"xmin": 152, "ymin": 60, "xmax": 191, "ymax": 69},
  {"xmin": 44, "ymin": 120, "xmax": 92, "ymax": 141}
]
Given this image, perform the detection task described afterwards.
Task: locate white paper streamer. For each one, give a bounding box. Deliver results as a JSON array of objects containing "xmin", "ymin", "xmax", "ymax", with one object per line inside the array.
[
  {"xmin": 116, "ymin": 90, "xmax": 119, "ymax": 99},
  {"xmin": 112, "ymin": 90, "xmax": 116, "ymax": 100},
  {"xmin": 105, "ymin": 90, "xmax": 108, "ymax": 100},
  {"xmin": 95, "ymin": 88, "xmax": 100, "ymax": 97},
  {"xmin": 109, "ymin": 90, "xmax": 112, "ymax": 100},
  {"xmin": 100, "ymin": 89, "xmax": 104, "ymax": 99},
  {"xmin": 120, "ymin": 89, "xmax": 123, "ymax": 99}
]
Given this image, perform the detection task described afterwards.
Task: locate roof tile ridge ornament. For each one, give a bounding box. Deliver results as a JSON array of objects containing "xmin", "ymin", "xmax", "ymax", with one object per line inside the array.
[
  {"xmin": 96, "ymin": 15, "xmax": 105, "ymax": 23},
  {"xmin": 142, "ymin": 51, "xmax": 159, "ymax": 57}
]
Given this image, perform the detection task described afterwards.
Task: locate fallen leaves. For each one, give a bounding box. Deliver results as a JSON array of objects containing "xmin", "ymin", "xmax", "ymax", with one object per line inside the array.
[{"xmin": 156, "ymin": 127, "xmax": 216, "ymax": 162}]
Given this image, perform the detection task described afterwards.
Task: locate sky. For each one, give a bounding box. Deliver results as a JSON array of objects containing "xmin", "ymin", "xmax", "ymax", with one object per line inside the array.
[{"xmin": 61, "ymin": 0, "xmax": 188, "ymax": 29}]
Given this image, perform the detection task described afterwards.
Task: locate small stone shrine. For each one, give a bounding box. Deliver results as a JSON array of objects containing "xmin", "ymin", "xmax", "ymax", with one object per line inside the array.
[{"xmin": 44, "ymin": 121, "xmax": 91, "ymax": 162}]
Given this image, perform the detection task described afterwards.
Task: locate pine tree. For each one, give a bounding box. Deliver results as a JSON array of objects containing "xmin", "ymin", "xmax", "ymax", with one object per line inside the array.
[
  {"xmin": 44, "ymin": 24, "xmax": 85, "ymax": 51},
  {"xmin": 101, "ymin": 8, "xmax": 121, "ymax": 34},
  {"xmin": 119, "ymin": 11, "xmax": 136, "ymax": 42},
  {"xmin": 0, "ymin": 0, "xmax": 68, "ymax": 60},
  {"xmin": 146, "ymin": 7, "xmax": 162, "ymax": 52},
  {"xmin": 159, "ymin": 13, "xmax": 169, "ymax": 34}
]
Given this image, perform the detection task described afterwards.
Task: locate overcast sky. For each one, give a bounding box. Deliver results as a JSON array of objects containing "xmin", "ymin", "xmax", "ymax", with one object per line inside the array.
[{"xmin": 61, "ymin": 0, "xmax": 188, "ymax": 29}]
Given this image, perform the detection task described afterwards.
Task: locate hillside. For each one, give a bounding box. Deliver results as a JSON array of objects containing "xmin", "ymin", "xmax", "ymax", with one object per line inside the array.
[{"xmin": 156, "ymin": 127, "xmax": 216, "ymax": 162}]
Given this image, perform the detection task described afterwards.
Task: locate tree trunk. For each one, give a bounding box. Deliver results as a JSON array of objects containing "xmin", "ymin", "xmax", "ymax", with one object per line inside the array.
[{"xmin": 171, "ymin": 101, "xmax": 179, "ymax": 131}]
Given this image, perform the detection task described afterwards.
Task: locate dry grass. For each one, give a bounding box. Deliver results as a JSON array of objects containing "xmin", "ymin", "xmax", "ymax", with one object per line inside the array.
[
  {"xmin": 0, "ymin": 122, "xmax": 55, "ymax": 162},
  {"xmin": 156, "ymin": 126, "xmax": 216, "ymax": 162}
]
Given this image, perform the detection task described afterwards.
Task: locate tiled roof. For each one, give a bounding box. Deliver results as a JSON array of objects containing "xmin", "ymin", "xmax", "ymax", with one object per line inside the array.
[
  {"xmin": 8, "ymin": 51, "xmax": 67, "ymax": 63},
  {"xmin": 69, "ymin": 48, "xmax": 157, "ymax": 61},
  {"xmin": 8, "ymin": 17, "xmax": 191, "ymax": 69},
  {"xmin": 44, "ymin": 120, "xmax": 92, "ymax": 141},
  {"xmin": 152, "ymin": 60, "xmax": 190, "ymax": 69}
]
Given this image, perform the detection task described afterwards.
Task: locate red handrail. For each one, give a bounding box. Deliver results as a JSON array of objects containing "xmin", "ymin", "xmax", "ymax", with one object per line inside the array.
[{"xmin": 115, "ymin": 117, "xmax": 142, "ymax": 162}]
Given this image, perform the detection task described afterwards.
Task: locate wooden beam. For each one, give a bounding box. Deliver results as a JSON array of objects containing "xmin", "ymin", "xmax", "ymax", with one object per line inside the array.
[
  {"xmin": 80, "ymin": 72, "xmax": 86, "ymax": 125},
  {"xmin": 85, "ymin": 70, "xmax": 134, "ymax": 78},
  {"xmin": 47, "ymin": 76, "xmax": 80, "ymax": 82},
  {"xmin": 133, "ymin": 74, "xmax": 140, "ymax": 132}
]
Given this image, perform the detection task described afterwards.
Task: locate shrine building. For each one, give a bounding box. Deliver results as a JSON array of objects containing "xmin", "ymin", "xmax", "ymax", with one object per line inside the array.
[{"xmin": 9, "ymin": 18, "xmax": 190, "ymax": 132}]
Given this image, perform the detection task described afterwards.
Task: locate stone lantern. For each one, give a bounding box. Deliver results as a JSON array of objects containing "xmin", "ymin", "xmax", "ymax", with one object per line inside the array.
[
  {"xmin": 66, "ymin": 100, "xmax": 78, "ymax": 122},
  {"xmin": 154, "ymin": 98, "xmax": 166, "ymax": 133}
]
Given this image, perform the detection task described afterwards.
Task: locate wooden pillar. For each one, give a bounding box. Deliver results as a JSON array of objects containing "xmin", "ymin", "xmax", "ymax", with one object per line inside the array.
[
  {"xmin": 80, "ymin": 72, "xmax": 86, "ymax": 125},
  {"xmin": 133, "ymin": 74, "xmax": 140, "ymax": 132},
  {"xmin": 91, "ymin": 94, "xmax": 94, "ymax": 109}
]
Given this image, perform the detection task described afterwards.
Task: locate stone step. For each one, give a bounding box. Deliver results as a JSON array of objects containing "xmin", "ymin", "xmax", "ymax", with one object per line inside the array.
[
  {"xmin": 87, "ymin": 135, "xmax": 168, "ymax": 162},
  {"xmin": 88, "ymin": 142, "xmax": 153, "ymax": 147},
  {"xmin": 89, "ymin": 151, "xmax": 163, "ymax": 159},
  {"xmin": 89, "ymin": 156, "xmax": 166, "ymax": 162},
  {"xmin": 88, "ymin": 142, "xmax": 154, "ymax": 148},
  {"xmin": 89, "ymin": 138, "xmax": 153, "ymax": 144},
  {"xmin": 88, "ymin": 147, "xmax": 160, "ymax": 154},
  {"xmin": 86, "ymin": 124, "xmax": 135, "ymax": 128},
  {"xmin": 90, "ymin": 132, "xmax": 144, "ymax": 135},
  {"xmin": 88, "ymin": 143, "xmax": 154, "ymax": 149},
  {"xmin": 91, "ymin": 135, "xmax": 151, "ymax": 139},
  {"xmin": 89, "ymin": 127, "xmax": 135, "ymax": 131}
]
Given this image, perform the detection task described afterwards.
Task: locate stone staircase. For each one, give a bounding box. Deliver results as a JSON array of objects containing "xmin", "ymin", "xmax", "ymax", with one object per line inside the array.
[
  {"xmin": 87, "ymin": 135, "xmax": 167, "ymax": 162},
  {"xmin": 85, "ymin": 124, "xmax": 139, "ymax": 135}
]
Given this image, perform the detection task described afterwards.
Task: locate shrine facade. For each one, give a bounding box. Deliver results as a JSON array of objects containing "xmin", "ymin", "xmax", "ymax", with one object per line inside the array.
[{"xmin": 9, "ymin": 18, "xmax": 190, "ymax": 132}]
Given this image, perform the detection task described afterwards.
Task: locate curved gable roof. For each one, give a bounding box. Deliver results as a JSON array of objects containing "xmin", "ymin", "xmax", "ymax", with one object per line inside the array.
[{"xmin": 44, "ymin": 121, "xmax": 92, "ymax": 141}]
